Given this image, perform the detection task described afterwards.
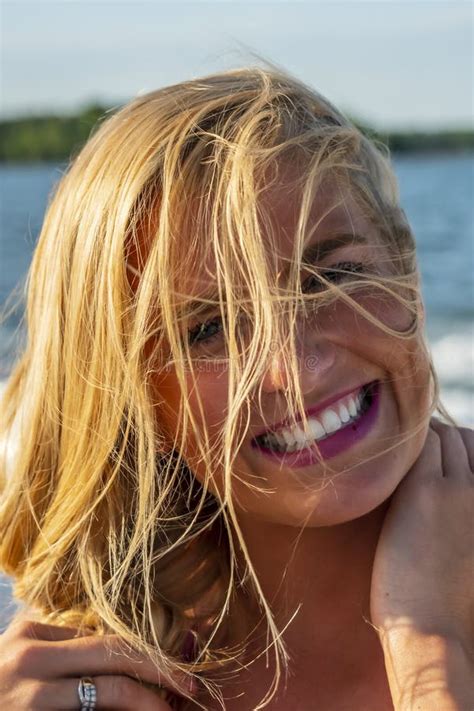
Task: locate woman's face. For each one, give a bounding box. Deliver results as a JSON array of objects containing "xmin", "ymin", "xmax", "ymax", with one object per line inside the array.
[{"xmin": 149, "ymin": 175, "xmax": 432, "ymax": 527}]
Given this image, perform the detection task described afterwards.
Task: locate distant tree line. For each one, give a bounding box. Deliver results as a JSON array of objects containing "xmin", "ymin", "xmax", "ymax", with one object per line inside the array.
[
  {"xmin": 0, "ymin": 104, "xmax": 473, "ymax": 162},
  {"xmin": 356, "ymin": 121, "xmax": 474, "ymax": 154},
  {"xmin": 0, "ymin": 105, "xmax": 108, "ymax": 163}
]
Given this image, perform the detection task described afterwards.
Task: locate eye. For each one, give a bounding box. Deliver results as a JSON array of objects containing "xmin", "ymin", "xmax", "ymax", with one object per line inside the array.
[
  {"xmin": 187, "ymin": 262, "xmax": 367, "ymax": 346},
  {"xmin": 302, "ymin": 261, "xmax": 366, "ymax": 292},
  {"xmin": 187, "ymin": 317, "xmax": 223, "ymax": 346}
]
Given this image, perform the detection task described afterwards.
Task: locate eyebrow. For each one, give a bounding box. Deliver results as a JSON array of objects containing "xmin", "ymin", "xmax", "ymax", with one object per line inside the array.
[
  {"xmin": 286, "ymin": 232, "xmax": 368, "ymax": 274},
  {"xmin": 180, "ymin": 232, "xmax": 368, "ymax": 316}
]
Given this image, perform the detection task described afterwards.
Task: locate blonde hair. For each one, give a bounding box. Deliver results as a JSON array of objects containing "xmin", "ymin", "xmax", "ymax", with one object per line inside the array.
[{"xmin": 0, "ymin": 66, "xmax": 452, "ymax": 709}]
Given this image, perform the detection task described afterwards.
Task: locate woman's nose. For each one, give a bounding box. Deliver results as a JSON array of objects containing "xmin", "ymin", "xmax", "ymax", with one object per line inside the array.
[{"xmin": 260, "ymin": 334, "xmax": 337, "ymax": 394}]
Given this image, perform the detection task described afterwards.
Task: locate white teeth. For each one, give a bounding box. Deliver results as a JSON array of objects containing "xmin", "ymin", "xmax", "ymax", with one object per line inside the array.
[
  {"xmin": 259, "ymin": 385, "xmax": 369, "ymax": 452},
  {"xmin": 293, "ymin": 426, "xmax": 307, "ymax": 444},
  {"xmin": 347, "ymin": 397, "xmax": 358, "ymax": 417},
  {"xmin": 295, "ymin": 426, "xmax": 311, "ymax": 451},
  {"xmin": 281, "ymin": 429, "xmax": 296, "ymax": 447},
  {"xmin": 339, "ymin": 403, "xmax": 350, "ymax": 423},
  {"xmin": 321, "ymin": 409, "xmax": 342, "ymax": 434},
  {"xmin": 274, "ymin": 432, "xmax": 287, "ymax": 448},
  {"xmin": 308, "ymin": 417, "xmax": 326, "ymax": 439}
]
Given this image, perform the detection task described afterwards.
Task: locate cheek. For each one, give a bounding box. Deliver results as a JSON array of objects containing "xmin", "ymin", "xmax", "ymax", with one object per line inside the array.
[
  {"xmin": 352, "ymin": 293, "xmax": 431, "ymax": 414},
  {"xmin": 311, "ymin": 291, "xmax": 431, "ymax": 403},
  {"xmin": 187, "ymin": 367, "xmax": 230, "ymax": 435},
  {"xmin": 178, "ymin": 368, "xmax": 235, "ymax": 496},
  {"xmin": 353, "ymin": 285, "xmax": 420, "ymax": 335},
  {"xmin": 152, "ymin": 363, "xmax": 231, "ymax": 466},
  {"xmin": 311, "ymin": 287, "xmax": 419, "ymax": 358},
  {"xmin": 337, "ymin": 286, "xmax": 416, "ymax": 333}
]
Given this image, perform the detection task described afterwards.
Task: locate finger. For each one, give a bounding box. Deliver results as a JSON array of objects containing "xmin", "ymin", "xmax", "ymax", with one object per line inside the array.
[
  {"xmin": 27, "ymin": 676, "xmax": 174, "ymax": 711},
  {"xmin": 457, "ymin": 426, "xmax": 474, "ymax": 473},
  {"xmin": 33, "ymin": 634, "xmax": 195, "ymax": 696},
  {"xmin": 6, "ymin": 620, "xmax": 197, "ymax": 697},
  {"xmin": 8, "ymin": 617, "xmax": 85, "ymax": 642},
  {"xmin": 429, "ymin": 418, "xmax": 469, "ymax": 476},
  {"xmin": 409, "ymin": 424, "xmax": 442, "ymax": 479}
]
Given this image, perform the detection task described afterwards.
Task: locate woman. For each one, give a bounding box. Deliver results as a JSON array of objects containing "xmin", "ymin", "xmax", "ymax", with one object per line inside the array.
[{"xmin": 0, "ymin": 66, "xmax": 472, "ymax": 711}]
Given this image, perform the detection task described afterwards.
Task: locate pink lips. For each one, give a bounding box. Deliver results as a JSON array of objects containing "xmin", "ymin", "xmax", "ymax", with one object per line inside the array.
[{"xmin": 251, "ymin": 380, "xmax": 380, "ymax": 466}]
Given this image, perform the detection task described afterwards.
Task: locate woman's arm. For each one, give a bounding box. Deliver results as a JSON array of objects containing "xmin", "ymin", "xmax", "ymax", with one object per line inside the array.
[
  {"xmin": 370, "ymin": 419, "xmax": 473, "ymax": 711},
  {"xmin": 381, "ymin": 626, "xmax": 473, "ymax": 711}
]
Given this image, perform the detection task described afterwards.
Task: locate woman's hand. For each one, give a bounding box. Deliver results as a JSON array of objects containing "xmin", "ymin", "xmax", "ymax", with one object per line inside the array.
[
  {"xmin": 370, "ymin": 418, "xmax": 473, "ymax": 710},
  {"xmin": 0, "ymin": 616, "xmax": 196, "ymax": 710}
]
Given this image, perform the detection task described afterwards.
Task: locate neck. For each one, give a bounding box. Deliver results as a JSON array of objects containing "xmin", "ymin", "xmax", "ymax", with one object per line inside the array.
[{"xmin": 234, "ymin": 497, "xmax": 392, "ymax": 678}]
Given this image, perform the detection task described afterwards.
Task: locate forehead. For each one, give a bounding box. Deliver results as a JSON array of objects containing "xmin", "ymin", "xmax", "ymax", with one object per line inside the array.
[{"xmin": 178, "ymin": 173, "xmax": 377, "ymax": 302}]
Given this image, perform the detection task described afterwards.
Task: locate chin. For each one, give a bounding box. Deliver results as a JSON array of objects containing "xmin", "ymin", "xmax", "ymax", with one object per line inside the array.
[{"xmin": 236, "ymin": 430, "xmax": 422, "ymax": 529}]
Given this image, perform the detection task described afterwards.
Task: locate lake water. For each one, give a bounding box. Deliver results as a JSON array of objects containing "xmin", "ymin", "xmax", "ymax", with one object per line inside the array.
[{"xmin": 0, "ymin": 154, "xmax": 473, "ymax": 627}]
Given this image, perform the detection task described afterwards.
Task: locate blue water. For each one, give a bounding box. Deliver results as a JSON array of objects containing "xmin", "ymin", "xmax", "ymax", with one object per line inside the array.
[
  {"xmin": 395, "ymin": 155, "xmax": 474, "ymax": 330},
  {"xmin": 0, "ymin": 154, "xmax": 473, "ymax": 627}
]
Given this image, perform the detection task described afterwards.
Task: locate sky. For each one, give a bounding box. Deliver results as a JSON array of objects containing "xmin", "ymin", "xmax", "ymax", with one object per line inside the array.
[{"xmin": 0, "ymin": 0, "xmax": 472, "ymax": 129}]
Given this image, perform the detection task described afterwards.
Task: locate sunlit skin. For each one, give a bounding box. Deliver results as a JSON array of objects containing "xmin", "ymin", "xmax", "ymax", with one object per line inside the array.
[{"xmin": 145, "ymin": 174, "xmax": 433, "ymax": 708}]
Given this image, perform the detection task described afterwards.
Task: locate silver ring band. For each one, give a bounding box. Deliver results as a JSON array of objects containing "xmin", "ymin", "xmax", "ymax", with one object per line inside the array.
[{"xmin": 78, "ymin": 676, "xmax": 97, "ymax": 710}]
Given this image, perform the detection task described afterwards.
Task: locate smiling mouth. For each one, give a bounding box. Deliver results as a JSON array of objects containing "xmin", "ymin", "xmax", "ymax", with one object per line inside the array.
[{"xmin": 252, "ymin": 381, "xmax": 377, "ymax": 454}]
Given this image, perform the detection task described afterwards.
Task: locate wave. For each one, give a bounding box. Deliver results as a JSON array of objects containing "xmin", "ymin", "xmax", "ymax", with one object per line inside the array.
[{"xmin": 430, "ymin": 329, "xmax": 474, "ymax": 386}]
